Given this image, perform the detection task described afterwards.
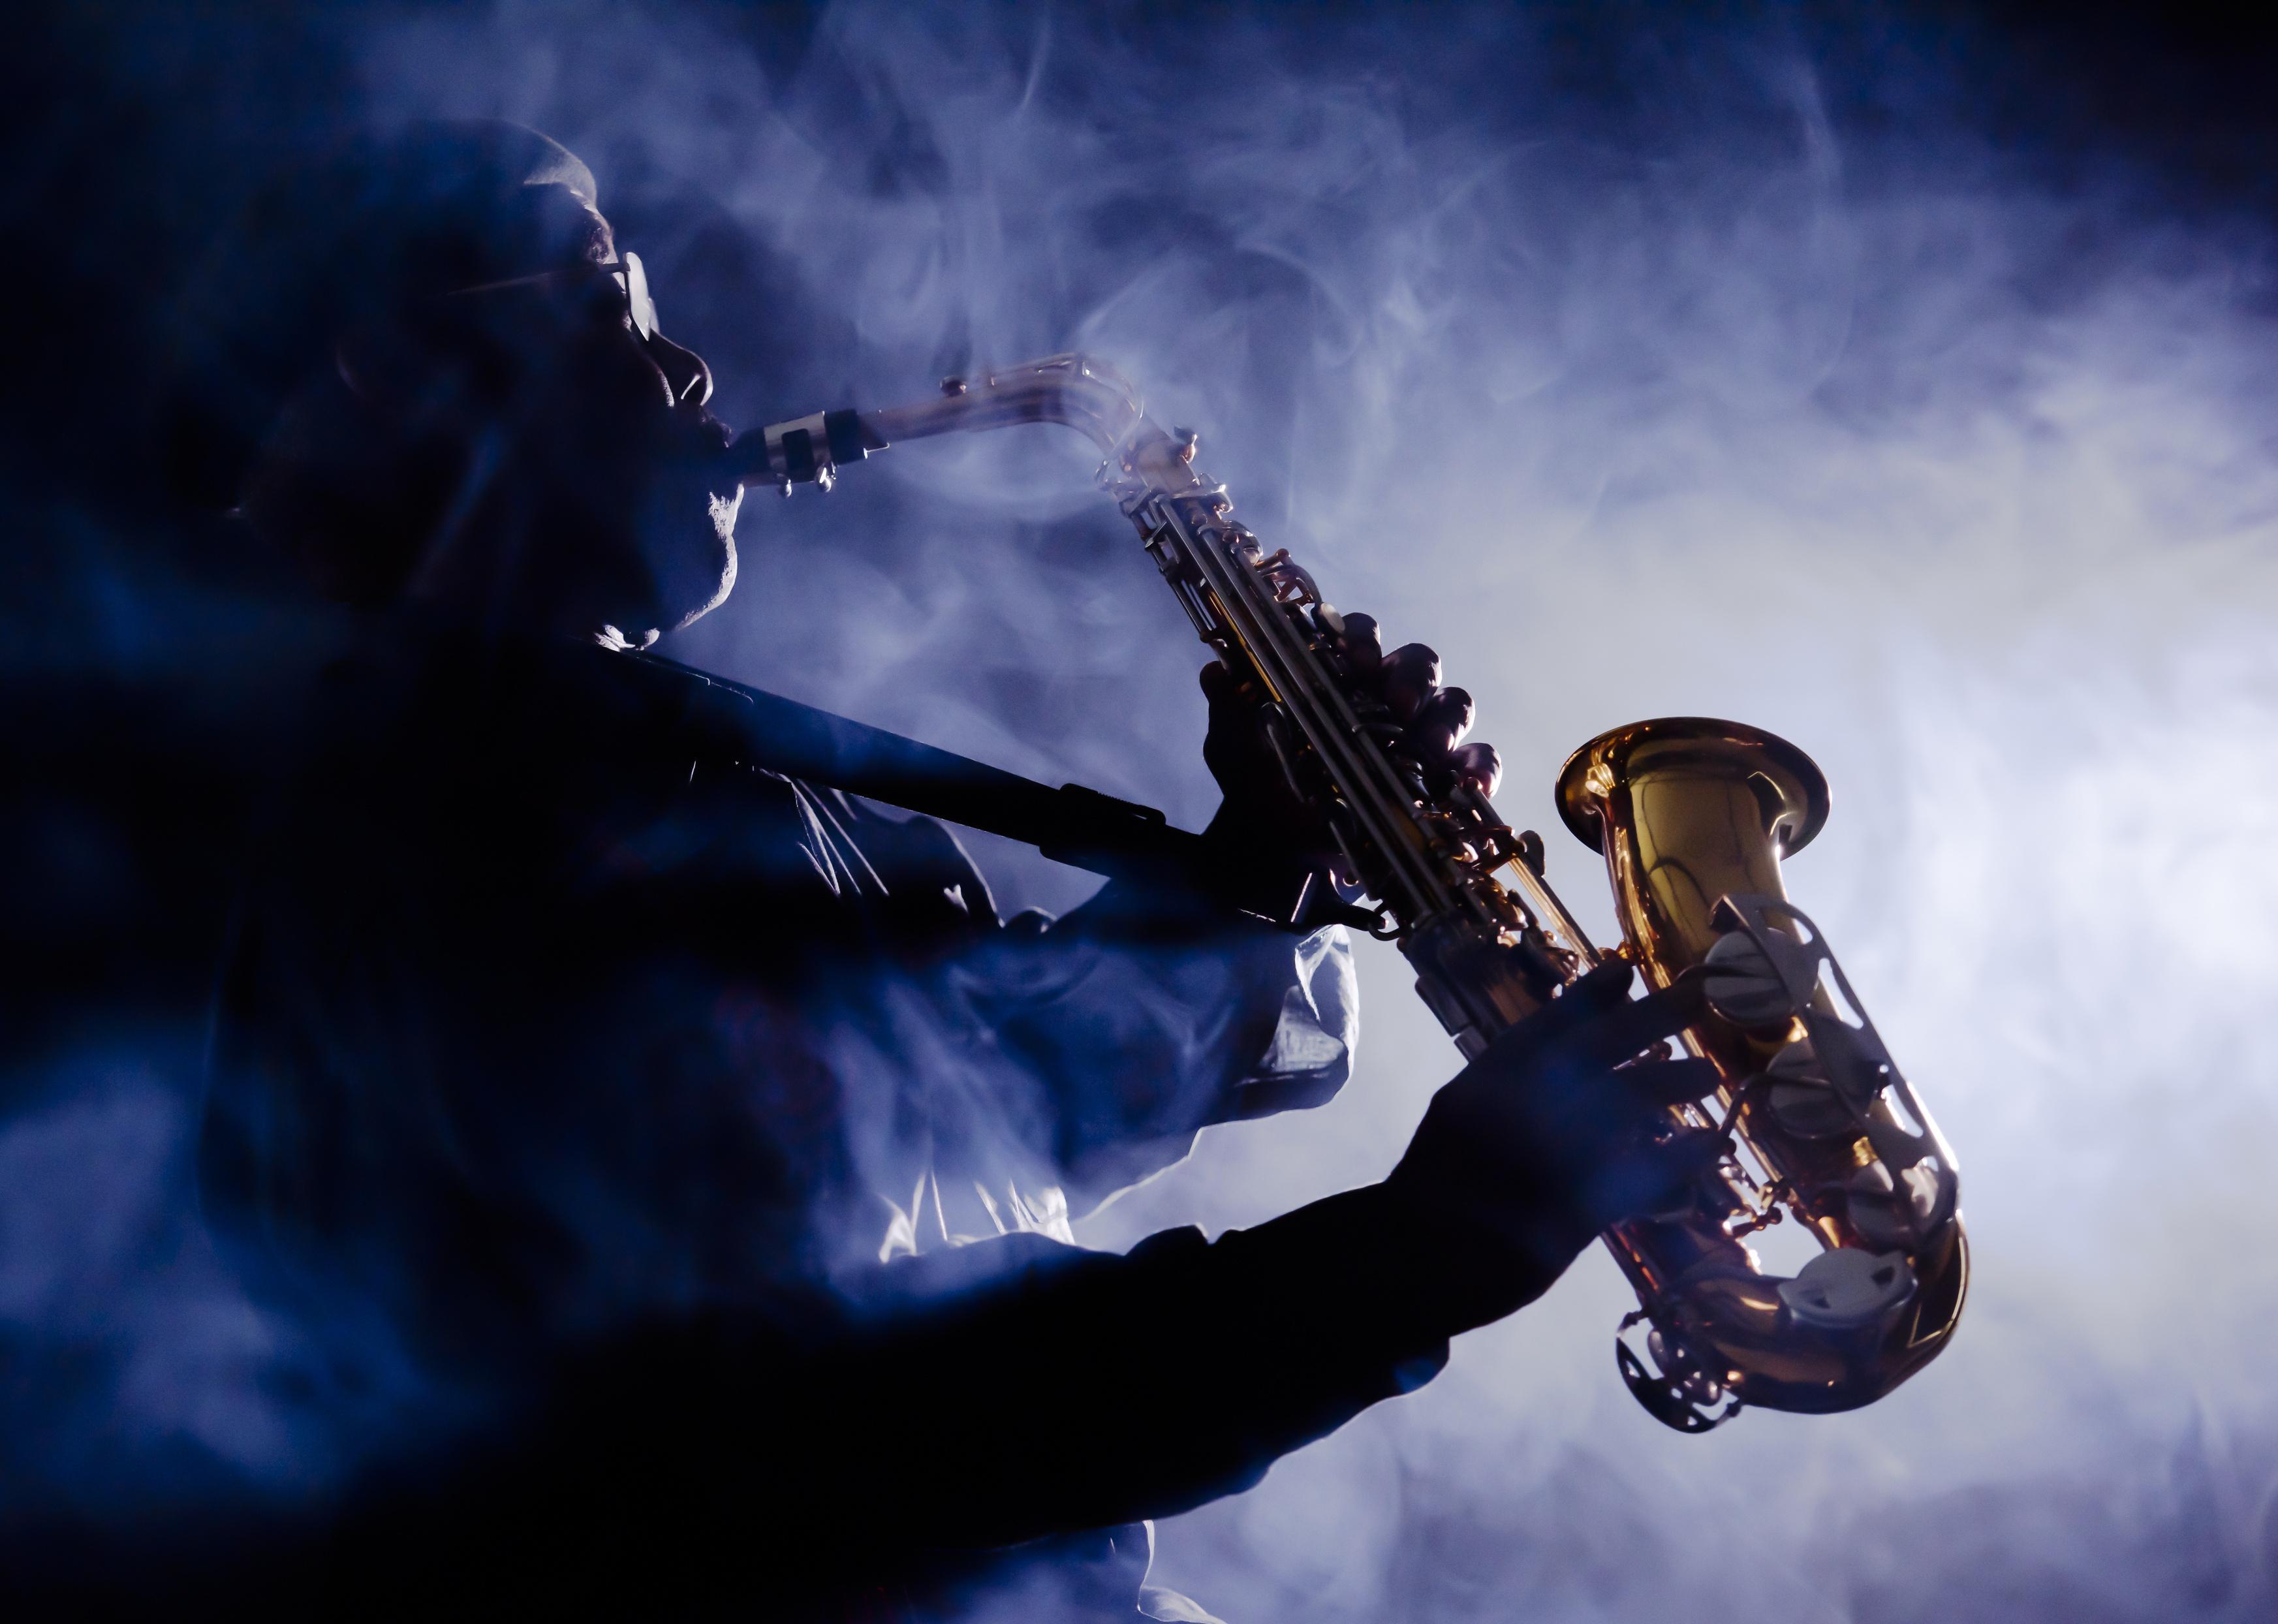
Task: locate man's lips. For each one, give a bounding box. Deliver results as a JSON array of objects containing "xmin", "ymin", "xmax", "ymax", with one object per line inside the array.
[{"xmin": 672, "ymin": 409, "xmax": 741, "ymax": 499}]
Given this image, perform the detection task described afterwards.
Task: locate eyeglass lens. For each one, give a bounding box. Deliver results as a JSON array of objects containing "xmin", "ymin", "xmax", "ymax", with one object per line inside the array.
[{"xmin": 619, "ymin": 253, "xmax": 657, "ymax": 343}]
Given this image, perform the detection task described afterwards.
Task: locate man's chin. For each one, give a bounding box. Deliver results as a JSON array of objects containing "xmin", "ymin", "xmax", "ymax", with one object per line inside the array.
[
  {"xmin": 656, "ymin": 493, "xmax": 740, "ymax": 635},
  {"xmin": 673, "ymin": 529, "xmax": 737, "ymax": 632}
]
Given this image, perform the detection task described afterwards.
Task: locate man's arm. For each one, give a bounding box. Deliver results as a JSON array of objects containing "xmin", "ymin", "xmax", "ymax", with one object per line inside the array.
[
  {"xmin": 320, "ymin": 1191, "xmax": 1483, "ymax": 1616},
  {"xmin": 320, "ymin": 965, "xmax": 1719, "ymax": 1616}
]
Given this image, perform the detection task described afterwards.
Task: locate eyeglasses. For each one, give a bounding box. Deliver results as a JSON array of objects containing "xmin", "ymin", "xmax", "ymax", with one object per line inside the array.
[
  {"xmin": 429, "ymin": 250, "xmax": 712, "ymax": 407},
  {"xmin": 440, "ymin": 250, "xmax": 660, "ymax": 343}
]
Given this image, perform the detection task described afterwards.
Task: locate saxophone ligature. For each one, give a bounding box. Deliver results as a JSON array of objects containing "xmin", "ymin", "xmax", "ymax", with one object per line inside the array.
[{"xmin": 732, "ymin": 355, "xmax": 1967, "ymax": 1431}]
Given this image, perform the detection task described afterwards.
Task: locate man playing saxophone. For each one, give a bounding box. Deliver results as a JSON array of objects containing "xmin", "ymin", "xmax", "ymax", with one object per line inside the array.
[{"xmin": 163, "ymin": 123, "xmax": 1722, "ymax": 1621}]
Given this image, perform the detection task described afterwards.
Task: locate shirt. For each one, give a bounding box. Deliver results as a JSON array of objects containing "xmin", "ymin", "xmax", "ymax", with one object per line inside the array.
[{"xmin": 198, "ymin": 622, "xmax": 1422, "ymax": 1621}]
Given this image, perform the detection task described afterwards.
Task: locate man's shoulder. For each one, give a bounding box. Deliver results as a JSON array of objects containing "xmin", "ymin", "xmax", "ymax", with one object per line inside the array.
[{"xmin": 287, "ymin": 621, "xmax": 694, "ymax": 775}]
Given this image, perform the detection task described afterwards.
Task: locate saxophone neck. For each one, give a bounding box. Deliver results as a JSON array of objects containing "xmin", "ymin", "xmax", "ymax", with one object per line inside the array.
[{"xmin": 732, "ymin": 352, "xmax": 1150, "ymax": 492}]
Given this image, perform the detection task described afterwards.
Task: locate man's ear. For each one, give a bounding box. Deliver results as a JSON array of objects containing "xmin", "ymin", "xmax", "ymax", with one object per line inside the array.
[
  {"xmin": 333, "ymin": 320, "xmax": 422, "ymax": 415},
  {"xmin": 240, "ymin": 341, "xmax": 478, "ymax": 607},
  {"xmin": 333, "ymin": 311, "xmax": 484, "ymax": 424}
]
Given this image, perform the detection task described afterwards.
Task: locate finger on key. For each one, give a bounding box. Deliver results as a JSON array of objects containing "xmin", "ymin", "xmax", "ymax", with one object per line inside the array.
[
  {"xmin": 1403, "ymin": 686, "xmax": 1475, "ymax": 764},
  {"xmin": 1551, "ymin": 980, "xmax": 1708, "ymax": 1075},
  {"xmin": 1452, "ymin": 740, "xmax": 1502, "ymax": 797},
  {"xmin": 1381, "ymin": 643, "xmax": 1442, "ymax": 723},
  {"xmin": 1475, "ymin": 960, "xmax": 1637, "ymax": 1073},
  {"xmin": 1614, "ymin": 1056, "xmax": 1724, "ymax": 1113},
  {"xmin": 1337, "ymin": 612, "xmax": 1384, "ymax": 685}
]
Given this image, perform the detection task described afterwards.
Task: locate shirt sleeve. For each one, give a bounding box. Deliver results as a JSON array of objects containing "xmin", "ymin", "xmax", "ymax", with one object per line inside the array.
[
  {"xmin": 316, "ymin": 1185, "xmax": 1456, "ymax": 1615},
  {"xmin": 926, "ymin": 904, "xmax": 1358, "ymax": 1214},
  {"xmin": 818, "ymin": 794, "xmax": 1362, "ymax": 1217}
]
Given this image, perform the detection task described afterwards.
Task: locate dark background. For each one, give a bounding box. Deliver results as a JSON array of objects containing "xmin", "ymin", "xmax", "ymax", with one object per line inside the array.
[{"xmin": 6, "ymin": 2, "xmax": 2277, "ymax": 1616}]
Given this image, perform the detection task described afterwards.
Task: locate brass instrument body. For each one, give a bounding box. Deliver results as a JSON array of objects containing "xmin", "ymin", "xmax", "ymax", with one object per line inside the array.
[
  {"xmin": 1559, "ymin": 722, "xmax": 1966, "ymax": 1421},
  {"xmin": 739, "ymin": 355, "xmax": 1967, "ymax": 1430}
]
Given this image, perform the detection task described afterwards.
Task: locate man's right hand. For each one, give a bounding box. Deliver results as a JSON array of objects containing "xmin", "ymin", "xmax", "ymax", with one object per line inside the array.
[{"xmin": 1381, "ymin": 958, "xmax": 1726, "ymax": 1336}]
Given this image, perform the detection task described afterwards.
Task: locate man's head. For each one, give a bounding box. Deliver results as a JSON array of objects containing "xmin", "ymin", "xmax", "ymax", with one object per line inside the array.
[{"xmin": 167, "ymin": 121, "xmax": 741, "ymax": 645}]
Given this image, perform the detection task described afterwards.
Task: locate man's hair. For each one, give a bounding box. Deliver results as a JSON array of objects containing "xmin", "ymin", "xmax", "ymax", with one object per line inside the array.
[{"xmin": 161, "ymin": 119, "xmax": 610, "ymax": 518}]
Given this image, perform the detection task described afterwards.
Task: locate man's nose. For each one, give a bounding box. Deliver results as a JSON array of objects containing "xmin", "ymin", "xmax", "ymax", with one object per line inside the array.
[
  {"xmin": 649, "ymin": 334, "xmax": 712, "ymax": 406},
  {"xmin": 648, "ymin": 332, "xmax": 713, "ymax": 407}
]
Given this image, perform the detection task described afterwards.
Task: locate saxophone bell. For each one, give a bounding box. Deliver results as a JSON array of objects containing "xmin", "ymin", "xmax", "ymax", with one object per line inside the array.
[{"xmin": 1559, "ymin": 720, "xmax": 1967, "ymax": 1426}]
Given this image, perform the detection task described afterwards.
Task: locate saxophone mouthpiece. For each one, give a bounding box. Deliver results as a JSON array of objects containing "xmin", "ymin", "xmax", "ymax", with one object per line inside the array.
[{"xmin": 730, "ymin": 407, "xmax": 881, "ymax": 492}]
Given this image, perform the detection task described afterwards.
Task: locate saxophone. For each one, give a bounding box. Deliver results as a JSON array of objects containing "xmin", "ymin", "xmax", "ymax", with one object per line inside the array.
[{"xmin": 734, "ymin": 354, "xmax": 1967, "ymax": 1430}]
